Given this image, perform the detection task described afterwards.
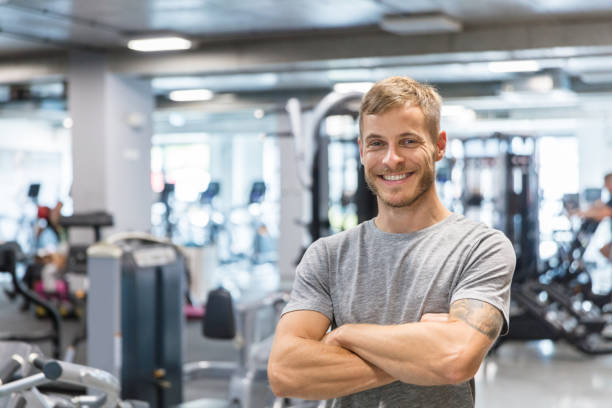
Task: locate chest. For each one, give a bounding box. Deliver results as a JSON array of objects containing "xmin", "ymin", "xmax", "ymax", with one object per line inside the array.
[{"xmin": 329, "ymin": 247, "xmax": 461, "ymax": 326}]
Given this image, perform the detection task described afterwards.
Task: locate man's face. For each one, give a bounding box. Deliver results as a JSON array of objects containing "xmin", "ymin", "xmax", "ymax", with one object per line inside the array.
[{"xmin": 359, "ymin": 103, "xmax": 446, "ymax": 209}]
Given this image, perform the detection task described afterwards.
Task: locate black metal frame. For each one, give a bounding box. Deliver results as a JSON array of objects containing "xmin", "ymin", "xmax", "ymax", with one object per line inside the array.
[{"xmin": 0, "ymin": 243, "xmax": 62, "ymax": 358}]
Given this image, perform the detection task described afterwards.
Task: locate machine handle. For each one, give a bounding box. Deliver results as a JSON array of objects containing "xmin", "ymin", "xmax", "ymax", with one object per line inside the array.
[
  {"xmin": 29, "ymin": 354, "xmax": 62, "ymax": 380},
  {"xmin": 105, "ymin": 231, "xmax": 172, "ymax": 246},
  {"xmin": 0, "ymin": 354, "xmax": 25, "ymax": 384}
]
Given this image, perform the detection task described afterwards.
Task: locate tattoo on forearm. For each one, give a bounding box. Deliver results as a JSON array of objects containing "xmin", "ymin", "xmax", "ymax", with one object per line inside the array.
[{"xmin": 450, "ymin": 299, "xmax": 503, "ymax": 340}]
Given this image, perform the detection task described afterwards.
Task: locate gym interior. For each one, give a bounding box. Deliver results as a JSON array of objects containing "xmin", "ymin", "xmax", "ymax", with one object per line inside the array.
[{"xmin": 1, "ymin": 1, "xmax": 612, "ymax": 407}]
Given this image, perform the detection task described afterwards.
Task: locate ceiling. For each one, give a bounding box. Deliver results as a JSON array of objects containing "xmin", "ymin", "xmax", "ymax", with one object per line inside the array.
[
  {"xmin": 3, "ymin": 0, "xmax": 612, "ymax": 129},
  {"xmin": 2, "ymin": 0, "xmax": 612, "ymax": 55}
]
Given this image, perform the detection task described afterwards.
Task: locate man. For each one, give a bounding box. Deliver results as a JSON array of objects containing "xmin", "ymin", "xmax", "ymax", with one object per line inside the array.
[
  {"xmin": 575, "ymin": 173, "xmax": 612, "ymax": 259},
  {"xmin": 268, "ymin": 76, "xmax": 516, "ymax": 407},
  {"xmin": 576, "ymin": 173, "xmax": 612, "ymax": 221}
]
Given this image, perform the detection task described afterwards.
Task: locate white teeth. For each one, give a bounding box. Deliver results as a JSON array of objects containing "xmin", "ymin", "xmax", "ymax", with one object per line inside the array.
[{"xmin": 382, "ymin": 173, "xmax": 410, "ymax": 181}]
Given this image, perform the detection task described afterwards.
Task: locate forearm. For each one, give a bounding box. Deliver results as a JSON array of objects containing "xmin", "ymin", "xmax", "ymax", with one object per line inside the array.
[
  {"xmin": 578, "ymin": 204, "xmax": 612, "ymax": 220},
  {"xmin": 333, "ymin": 321, "xmax": 486, "ymax": 386},
  {"xmin": 268, "ymin": 336, "xmax": 395, "ymax": 400}
]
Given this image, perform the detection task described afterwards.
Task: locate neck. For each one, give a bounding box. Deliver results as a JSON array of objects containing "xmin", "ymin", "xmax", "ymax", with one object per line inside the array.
[{"xmin": 374, "ymin": 187, "xmax": 451, "ymax": 234}]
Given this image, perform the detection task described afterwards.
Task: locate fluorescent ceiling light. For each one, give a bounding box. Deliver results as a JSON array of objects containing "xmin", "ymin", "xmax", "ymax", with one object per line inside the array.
[
  {"xmin": 333, "ymin": 82, "xmax": 373, "ymax": 93},
  {"xmin": 441, "ymin": 105, "xmax": 476, "ymax": 121},
  {"xmin": 580, "ymin": 72, "xmax": 612, "ymax": 84},
  {"xmin": 127, "ymin": 36, "xmax": 192, "ymax": 52},
  {"xmin": 168, "ymin": 89, "xmax": 214, "ymax": 102},
  {"xmin": 379, "ymin": 14, "xmax": 462, "ymax": 35},
  {"xmin": 488, "ymin": 60, "xmax": 540, "ymax": 73}
]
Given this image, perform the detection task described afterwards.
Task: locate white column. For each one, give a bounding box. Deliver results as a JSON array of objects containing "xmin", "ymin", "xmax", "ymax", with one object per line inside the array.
[{"xmin": 68, "ymin": 51, "xmax": 153, "ymax": 242}]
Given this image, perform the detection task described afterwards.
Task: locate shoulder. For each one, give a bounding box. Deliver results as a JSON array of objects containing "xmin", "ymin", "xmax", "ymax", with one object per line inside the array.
[
  {"xmin": 446, "ymin": 213, "xmax": 507, "ymax": 240},
  {"xmin": 456, "ymin": 216, "xmax": 516, "ymax": 267},
  {"xmin": 315, "ymin": 221, "xmax": 370, "ymax": 249},
  {"xmin": 446, "ymin": 214, "xmax": 515, "ymax": 257}
]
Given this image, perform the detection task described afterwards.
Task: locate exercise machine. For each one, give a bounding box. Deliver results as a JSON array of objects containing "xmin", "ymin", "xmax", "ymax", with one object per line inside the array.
[
  {"xmin": 87, "ymin": 233, "xmax": 184, "ymax": 408},
  {"xmin": 0, "ymin": 243, "xmax": 62, "ymax": 358},
  {"xmin": 0, "ymin": 340, "xmax": 147, "ymax": 407},
  {"xmin": 286, "ymin": 91, "xmax": 376, "ymax": 260},
  {"xmin": 87, "ymin": 231, "xmax": 288, "ymax": 407}
]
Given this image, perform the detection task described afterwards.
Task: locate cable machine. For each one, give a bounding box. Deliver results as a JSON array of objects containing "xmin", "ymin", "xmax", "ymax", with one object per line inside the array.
[{"xmin": 287, "ymin": 91, "xmax": 377, "ymax": 250}]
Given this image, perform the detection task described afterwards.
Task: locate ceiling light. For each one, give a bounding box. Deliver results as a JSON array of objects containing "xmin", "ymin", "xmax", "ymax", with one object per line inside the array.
[
  {"xmin": 127, "ymin": 36, "xmax": 192, "ymax": 52},
  {"xmin": 333, "ymin": 82, "xmax": 373, "ymax": 93},
  {"xmin": 379, "ymin": 13, "xmax": 462, "ymax": 35},
  {"xmin": 441, "ymin": 105, "xmax": 476, "ymax": 121},
  {"xmin": 168, "ymin": 89, "xmax": 214, "ymax": 102},
  {"xmin": 253, "ymin": 109, "xmax": 265, "ymax": 119},
  {"xmin": 580, "ymin": 72, "xmax": 612, "ymax": 84},
  {"xmin": 526, "ymin": 75, "xmax": 554, "ymax": 92},
  {"xmin": 168, "ymin": 113, "xmax": 186, "ymax": 127},
  {"xmin": 488, "ymin": 60, "xmax": 540, "ymax": 73},
  {"xmin": 62, "ymin": 117, "xmax": 73, "ymax": 129}
]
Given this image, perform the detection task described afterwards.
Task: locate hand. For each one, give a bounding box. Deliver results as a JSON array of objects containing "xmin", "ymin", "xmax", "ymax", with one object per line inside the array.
[
  {"xmin": 420, "ymin": 313, "xmax": 449, "ymax": 323},
  {"xmin": 321, "ymin": 327, "xmax": 344, "ymax": 347}
]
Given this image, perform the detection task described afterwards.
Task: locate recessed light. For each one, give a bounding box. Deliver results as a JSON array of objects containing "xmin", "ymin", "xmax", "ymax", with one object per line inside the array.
[
  {"xmin": 127, "ymin": 36, "xmax": 192, "ymax": 52},
  {"xmin": 488, "ymin": 60, "xmax": 540, "ymax": 73},
  {"xmin": 333, "ymin": 82, "xmax": 374, "ymax": 93},
  {"xmin": 168, "ymin": 89, "xmax": 214, "ymax": 102},
  {"xmin": 380, "ymin": 13, "xmax": 462, "ymax": 35}
]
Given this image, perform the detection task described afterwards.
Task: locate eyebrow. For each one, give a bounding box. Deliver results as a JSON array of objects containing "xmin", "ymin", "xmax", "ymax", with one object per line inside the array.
[{"xmin": 364, "ymin": 132, "xmax": 424, "ymax": 142}]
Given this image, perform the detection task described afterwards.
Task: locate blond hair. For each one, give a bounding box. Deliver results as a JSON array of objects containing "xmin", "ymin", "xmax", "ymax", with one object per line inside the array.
[{"xmin": 359, "ymin": 76, "xmax": 442, "ymax": 141}]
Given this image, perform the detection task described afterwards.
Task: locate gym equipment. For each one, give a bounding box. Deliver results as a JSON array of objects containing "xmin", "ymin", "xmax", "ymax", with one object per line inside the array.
[
  {"xmin": 27, "ymin": 211, "xmax": 113, "ymax": 320},
  {"xmin": 438, "ymin": 134, "xmax": 612, "ymax": 354},
  {"xmin": 562, "ymin": 193, "xmax": 579, "ymax": 212},
  {"xmin": 198, "ymin": 181, "xmax": 224, "ymax": 247},
  {"xmin": 496, "ymin": 215, "xmax": 612, "ymax": 354},
  {"xmin": 185, "ymin": 290, "xmax": 290, "ymax": 408},
  {"xmin": 202, "ymin": 287, "xmax": 236, "ymax": 339},
  {"xmin": 451, "ymin": 133, "xmax": 539, "ymax": 282},
  {"xmin": 3, "ymin": 183, "xmax": 42, "ymax": 302},
  {"xmin": 508, "ymin": 280, "xmax": 612, "ymax": 355},
  {"xmin": 17, "ymin": 183, "xmax": 41, "ymax": 256},
  {"xmin": 88, "ymin": 231, "xmax": 288, "ymax": 407},
  {"xmin": 584, "ymin": 188, "xmax": 602, "ymax": 204},
  {"xmin": 0, "ymin": 341, "xmax": 147, "ymax": 408},
  {"xmin": 87, "ymin": 232, "xmax": 184, "ymax": 408},
  {"xmin": 286, "ymin": 91, "xmax": 376, "ymax": 257},
  {"xmin": 0, "ymin": 243, "xmax": 62, "ymax": 358},
  {"xmin": 59, "ymin": 211, "xmax": 114, "ymax": 243},
  {"xmin": 213, "ymin": 180, "xmax": 277, "ymax": 265}
]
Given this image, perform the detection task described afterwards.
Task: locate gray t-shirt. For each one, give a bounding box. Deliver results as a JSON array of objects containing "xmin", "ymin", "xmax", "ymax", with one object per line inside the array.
[{"xmin": 283, "ymin": 213, "xmax": 516, "ymax": 408}]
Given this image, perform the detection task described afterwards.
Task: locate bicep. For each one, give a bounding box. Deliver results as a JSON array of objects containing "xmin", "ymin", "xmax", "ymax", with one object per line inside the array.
[
  {"xmin": 449, "ymin": 298, "xmax": 504, "ymax": 344},
  {"xmin": 275, "ymin": 310, "xmax": 331, "ymax": 341}
]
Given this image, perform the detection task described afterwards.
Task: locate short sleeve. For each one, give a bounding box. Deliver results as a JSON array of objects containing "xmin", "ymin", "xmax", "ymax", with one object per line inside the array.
[
  {"xmin": 282, "ymin": 238, "xmax": 334, "ymax": 322},
  {"xmin": 451, "ymin": 230, "xmax": 516, "ymax": 335}
]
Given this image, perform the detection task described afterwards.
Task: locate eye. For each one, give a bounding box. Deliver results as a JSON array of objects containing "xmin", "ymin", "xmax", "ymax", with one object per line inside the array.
[
  {"xmin": 400, "ymin": 138, "xmax": 416, "ymax": 146},
  {"xmin": 368, "ymin": 140, "xmax": 383, "ymax": 147}
]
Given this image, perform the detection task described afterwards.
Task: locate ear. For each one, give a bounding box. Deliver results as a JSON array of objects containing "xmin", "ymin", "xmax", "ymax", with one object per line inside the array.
[
  {"xmin": 435, "ymin": 131, "xmax": 447, "ymax": 161},
  {"xmin": 358, "ymin": 136, "xmax": 364, "ymax": 165}
]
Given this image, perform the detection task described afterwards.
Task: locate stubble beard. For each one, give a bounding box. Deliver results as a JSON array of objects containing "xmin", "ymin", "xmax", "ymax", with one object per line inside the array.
[{"xmin": 365, "ymin": 164, "xmax": 435, "ymax": 209}]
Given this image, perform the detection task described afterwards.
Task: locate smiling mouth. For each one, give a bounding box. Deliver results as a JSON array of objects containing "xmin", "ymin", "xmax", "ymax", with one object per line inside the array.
[{"xmin": 380, "ymin": 172, "xmax": 414, "ymax": 181}]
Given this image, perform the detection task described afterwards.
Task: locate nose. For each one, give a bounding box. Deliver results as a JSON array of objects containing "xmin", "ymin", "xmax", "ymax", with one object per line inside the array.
[{"xmin": 382, "ymin": 144, "xmax": 404, "ymax": 168}]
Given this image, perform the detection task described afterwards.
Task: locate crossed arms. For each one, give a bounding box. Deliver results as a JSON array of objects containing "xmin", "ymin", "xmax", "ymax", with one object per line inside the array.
[{"xmin": 267, "ymin": 298, "xmax": 503, "ymax": 400}]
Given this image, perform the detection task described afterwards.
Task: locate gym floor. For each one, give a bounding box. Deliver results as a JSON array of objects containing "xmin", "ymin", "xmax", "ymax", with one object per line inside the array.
[{"xmin": 2, "ymin": 275, "xmax": 612, "ymax": 407}]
